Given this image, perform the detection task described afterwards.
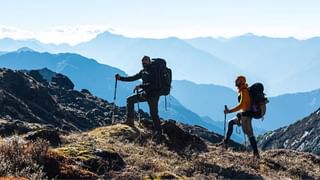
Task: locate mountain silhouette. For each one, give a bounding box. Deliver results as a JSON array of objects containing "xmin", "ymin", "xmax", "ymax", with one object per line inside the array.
[
  {"xmin": 72, "ymin": 31, "xmax": 241, "ymax": 87},
  {"xmin": 0, "ymin": 32, "xmax": 241, "ymax": 88},
  {"xmin": 16, "ymin": 46, "xmax": 36, "ymax": 53},
  {"xmin": 2, "ymin": 32, "xmax": 320, "ymax": 95},
  {"xmin": 186, "ymin": 35, "xmax": 320, "ymax": 95}
]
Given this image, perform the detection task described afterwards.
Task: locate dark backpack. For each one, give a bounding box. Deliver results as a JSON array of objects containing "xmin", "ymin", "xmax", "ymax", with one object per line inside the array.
[
  {"xmin": 150, "ymin": 58, "xmax": 172, "ymax": 96},
  {"xmin": 249, "ymin": 83, "xmax": 269, "ymax": 119}
]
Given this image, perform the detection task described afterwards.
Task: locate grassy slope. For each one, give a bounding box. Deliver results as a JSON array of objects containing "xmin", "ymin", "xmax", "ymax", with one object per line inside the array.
[{"xmin": 52, "ymin": 124, "xmax": 320, "ymax": 179}]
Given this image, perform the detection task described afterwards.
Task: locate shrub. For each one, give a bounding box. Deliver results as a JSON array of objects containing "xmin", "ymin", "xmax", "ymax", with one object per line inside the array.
[{"xmin": 0, "ymin": 136, "xmax": 48, "ymax": 179}]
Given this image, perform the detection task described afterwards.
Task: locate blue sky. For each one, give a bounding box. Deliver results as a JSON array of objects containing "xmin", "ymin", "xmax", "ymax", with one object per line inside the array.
[{"xmin": 0, "ymin": 0, "xmax": 320, "ymax": 44}]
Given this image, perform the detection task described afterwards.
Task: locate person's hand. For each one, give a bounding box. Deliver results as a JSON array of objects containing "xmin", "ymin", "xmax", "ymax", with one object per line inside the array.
[
  {"xmin": 133, "ymin": 85, "xmax": 141, "ymax": 93},
  {"xmin": 115, "ymin": 74, "xmax": 121, "ymax": 80}
]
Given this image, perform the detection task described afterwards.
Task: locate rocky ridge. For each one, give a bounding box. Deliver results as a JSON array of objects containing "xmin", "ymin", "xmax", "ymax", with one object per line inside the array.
[
  {"xmin": 0, "ymin": 68, "xmax": 319, "ymax": 179},
  {"xmin": 258, "ymin": 108, "xmax": 320, "ymax": 155}
]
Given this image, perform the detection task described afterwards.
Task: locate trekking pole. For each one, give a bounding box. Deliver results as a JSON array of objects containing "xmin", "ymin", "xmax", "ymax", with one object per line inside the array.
[
  {"xmin": 224, "ymin": 105, "xmax": 227, "ymax": 138},
  {"xmin": 112, "ymin": 78, "xmax": 118, "ymax": 124},
  {"xmin": 244, "ymin": 134, "xmax": 247, "ymax": 148},
  {"xmin": 136, "ymin": 90, "xmax": 141, "ymax": 125}
]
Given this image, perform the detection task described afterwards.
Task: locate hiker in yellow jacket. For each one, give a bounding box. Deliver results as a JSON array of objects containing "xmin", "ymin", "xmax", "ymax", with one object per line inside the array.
[{"xmin": 219, "ymin": 75, "xmax": 260, "ymax": 158}]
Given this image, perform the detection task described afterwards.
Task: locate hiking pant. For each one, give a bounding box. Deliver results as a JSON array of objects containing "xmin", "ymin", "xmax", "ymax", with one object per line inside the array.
[{"xmin": 126, "ymin": 93, "xmax": 161, "ymax": 131}]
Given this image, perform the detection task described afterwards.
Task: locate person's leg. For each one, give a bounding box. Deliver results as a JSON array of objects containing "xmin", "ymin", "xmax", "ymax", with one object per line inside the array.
[
  {"xmin": 217, "ymin": 117, "xmax": 240, "ymax": 148},
  {"xmin": 249, "ymin": 136, "xmax": 259, "ymax": 158},
  {"xmin": 241, "ymin": 116, "xmax": 254, "ymax": 137},
  {"xmin": 225, "ymin": 117, "xmax": 240, "ymax": 143},
  {"xmin": 147, "ymin": 95, "xmax": 161, "ymax": 132},
  {"xmin": 125, "ymin": 94, "xmax": 146, "ymax": 126},
  {"xmin": 241, "ymin": 116, "xmax": 259, "ymax": 158}
]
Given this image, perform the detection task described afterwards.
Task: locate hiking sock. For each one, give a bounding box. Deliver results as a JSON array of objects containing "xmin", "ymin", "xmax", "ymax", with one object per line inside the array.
[
  {"xmin": 249, "ymin": 136, "xmax": 259, "ymax": 156},
  {"xmin": 225, "ymin": 120, "xmax": 236, "ymax": 142}
]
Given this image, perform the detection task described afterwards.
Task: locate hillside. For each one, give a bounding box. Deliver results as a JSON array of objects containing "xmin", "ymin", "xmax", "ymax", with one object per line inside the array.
[
  {"xmin": 0, "ymin": 68, "xmax": 319, "ymax": 179},
  {"xmin": 1, "ymin": 120, "xmax": 319, "ymax": 179},
  {"xmin": 49, "ymin": 123, "xmax": 319, "ymax": 179},
  {"xmin": 0, "ymin": 68, "xmax": 115, "ymax": 136},
  {"xmin": 258, "ymin": 108, "xmax": 320, "ymax": 155}
]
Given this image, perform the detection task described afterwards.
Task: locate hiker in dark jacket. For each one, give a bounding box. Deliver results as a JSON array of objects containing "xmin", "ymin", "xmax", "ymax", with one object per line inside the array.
[
  {"xmin": 115, "ymin": 56, "xmax": 162, "ymax": 132},
  {"xmin": 219, "ymin": 75, "xmax": 260, "ymax": 158}
]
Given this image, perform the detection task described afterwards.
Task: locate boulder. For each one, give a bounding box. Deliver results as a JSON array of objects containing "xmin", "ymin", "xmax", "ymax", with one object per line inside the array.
[
  {"xmin": 51, "ymin": 73, "xmax": 74, "ymax": 90},
  {"xmin": 25, "ymin": 129, "xmax": 61, "ymax": 146},
  {"xmin": 81, "ymin": 89, "xmax": 92, "ymax": 95},
  {"xmin": 162, "ymin": 120, "xmax": 208, "ymax": 153}
]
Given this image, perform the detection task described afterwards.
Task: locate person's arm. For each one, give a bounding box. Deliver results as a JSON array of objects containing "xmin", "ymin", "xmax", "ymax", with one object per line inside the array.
[
  {"xmin": 119, "ymin": 71, "xmax": 141, "ymax": 82},
  {"xmin": 229, "ymin": 91, "xmax": 248, "ymax": 113}
]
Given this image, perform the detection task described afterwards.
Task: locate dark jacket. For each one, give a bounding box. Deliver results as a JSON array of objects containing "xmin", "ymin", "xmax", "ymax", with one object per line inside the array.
[{"xmin": 120, "ymin": 66, "xmax": 158, "ymax": 95}]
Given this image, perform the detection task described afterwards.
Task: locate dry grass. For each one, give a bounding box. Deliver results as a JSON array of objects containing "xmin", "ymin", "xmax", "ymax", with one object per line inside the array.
[
  {"xmin": 0, "ymin": 123, "xmax": 318, "ymax": 179},
  {"xmin": 261, "ymin": 149, "xmax": 320, "ymax": 179},
  {"xmin": 0, "ymin": 136, "xmax": 47, "ymax": 179},
  {"xmin": 0, "ymin": 136, "xmax": 98, "ymax": 179},
  {"xmin": 53, "ymin": 124, "xmax": 320, "ymax": 179},
  {"xmin": 56, "ymin": 124, "xmax": 192, "ymax": 178},
  {"xmin": 0, "ymin": 177, "xmax": 28, "ymax": 180}
]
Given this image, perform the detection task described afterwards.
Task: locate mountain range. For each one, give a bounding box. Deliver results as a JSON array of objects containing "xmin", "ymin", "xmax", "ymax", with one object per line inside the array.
[
  {"xmin": 0, "ymin": 32, "xmax": 246, "ymax": 90},
  {"xmin": 1, "ymin": 32, "xmax": 320, "ymax": 133},
  {"xmin": 186, "ymin": 34, "xmax": 320, "ymax": 95},
  {"xmin": 76, "ymin": 32, "xmax": 241, "ymax": 85},
  {"xmin": 1, "ymin": 32, "xmax": 320, "ymax": 96}
]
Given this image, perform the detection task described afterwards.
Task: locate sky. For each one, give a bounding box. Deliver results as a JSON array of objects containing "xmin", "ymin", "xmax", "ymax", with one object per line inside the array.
[{"xmin": 0, "ymin": 0, "xmax": 320, "ymax": 44}]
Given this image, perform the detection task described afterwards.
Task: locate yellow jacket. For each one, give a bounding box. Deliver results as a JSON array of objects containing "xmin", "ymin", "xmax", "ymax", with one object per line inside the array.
[{"xmin": 230, "ymin": 87, "xmax": 251, "ymax": 113}]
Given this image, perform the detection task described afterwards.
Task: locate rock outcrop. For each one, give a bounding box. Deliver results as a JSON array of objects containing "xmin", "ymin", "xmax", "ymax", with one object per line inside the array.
[
  {"xmin": 0, "ymin": 68, "xmax": 118, "ymax": 134},
  {"xmin": 258, "ymin": 108, "xmax": 320, "ymax": 155}
]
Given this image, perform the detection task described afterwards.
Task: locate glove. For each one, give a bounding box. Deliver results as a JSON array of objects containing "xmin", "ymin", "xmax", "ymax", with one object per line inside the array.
[
  {"xmin": 115, "ymin": 74, "xmax": 121, "ymax": 80},
  {"xmin": 133, "ymin": 85, "xmax": 141, "ymax": 93}
]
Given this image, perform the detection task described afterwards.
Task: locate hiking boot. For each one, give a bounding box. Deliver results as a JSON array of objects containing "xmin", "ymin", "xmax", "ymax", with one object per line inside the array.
[
  {"xmin": 216, "ymin": 139, "xmax": 229, "ymax": 149},
  {"xmin": 153, "ymin": 130, "xmax": 164, "ymax": 143},
  {"xmin": 249, "ymin": 136, "xmax": 260, "ymax": 159},
  {"xmin": 123, "ymin": 118, "xmax": 135, "ymax": 127},
  {"xmin": 253, "ymin": 152, "xmax": 260, "ymax": 159},
  {"xmin": 153, "ymin": 125, "xmax": 162, "ymax": 134}
]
